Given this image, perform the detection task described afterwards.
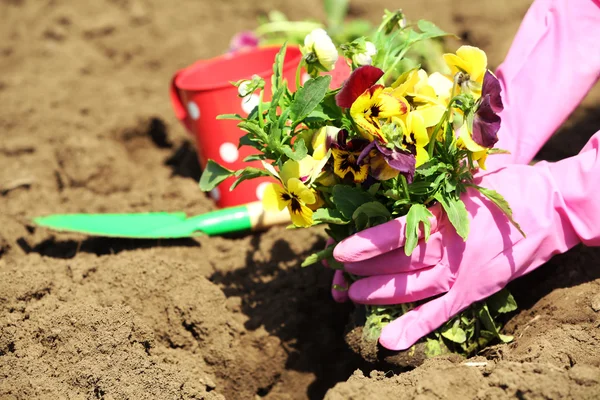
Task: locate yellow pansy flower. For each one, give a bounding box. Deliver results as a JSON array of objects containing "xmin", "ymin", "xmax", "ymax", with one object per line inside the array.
[
  {"xmin": 350, "ymin": 85, "xmax": 409, "ymax": 142},
  {"xmin": 443, "ymin": 45, "xmax": 487, "ymax": 84},
  {"xmin": 262, "ymin": 160, "xmax": 317, "ymax": 227}
]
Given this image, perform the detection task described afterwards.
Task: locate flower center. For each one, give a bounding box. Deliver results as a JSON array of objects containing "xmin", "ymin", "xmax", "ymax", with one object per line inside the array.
[
  {"xmin": 370, "ymin": 104, "xmax": 381, "ymax": 118},
  {"xmin": 281, "ymin": 192, "xmax": 303, "ymax": 214}
]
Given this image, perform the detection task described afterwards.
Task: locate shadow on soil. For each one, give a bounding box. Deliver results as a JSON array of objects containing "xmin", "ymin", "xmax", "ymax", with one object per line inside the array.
[{"xmin": 210, "ymin": 235, "xmax": 374, "ymax": 399}]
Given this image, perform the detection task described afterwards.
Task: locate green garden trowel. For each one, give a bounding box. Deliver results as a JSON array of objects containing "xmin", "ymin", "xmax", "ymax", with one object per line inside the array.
[{"xmin": 33, "ymin": 202, "xmax": 290, "ymax": 238}]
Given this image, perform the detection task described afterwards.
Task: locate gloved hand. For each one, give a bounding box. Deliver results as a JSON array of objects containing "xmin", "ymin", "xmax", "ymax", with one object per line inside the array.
[
  {"xmin": 334, "ymin": 131, "xmax": 600, "ymax": 350},
  {"xmin": 329, "ymin": 0, "xmax": 600, "ymax": 302}
]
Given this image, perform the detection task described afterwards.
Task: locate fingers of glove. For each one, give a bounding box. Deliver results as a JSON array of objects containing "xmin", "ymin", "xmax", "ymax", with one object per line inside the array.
[
  {"xmin": 378, "ymin": 289, "xmax": 463, "ymax": 351},
  {"xmin": 334, "ymin": 205, "xmax": 442, "ymax": 264},
  {"xmin": 344, "ymin": 231, "xmax": 444, "ymax": 276},
  {"xmin": 347, "ymin": 263, "xmax": 453, "ymax": 305},
  {"xmin": 331, "ymin": 270, "xmax": 349, "ymax": 303}
]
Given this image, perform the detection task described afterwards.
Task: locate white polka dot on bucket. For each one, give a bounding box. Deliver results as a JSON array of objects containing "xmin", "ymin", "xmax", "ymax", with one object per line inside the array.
[
  {"xmin": 255, "ymin": 182, "xmax": 270, "ymax": 200},
  {"xmin": 219, "ymin": 142, "xmax": 239, "ymax": 163},
  {"xmin": 187, "ymin": 101, "xmax": 200, "ymax": 120},
  {"xmin": 210, "ymin": 187, "xmax": 221, "ymax": 201},
  {"xmin": 301, "ymin": 73, "xmax": 311, "ymax": 85},
  {"xmin": 241, "ymin": 93, "xmax": 260, "ymax": 115}
]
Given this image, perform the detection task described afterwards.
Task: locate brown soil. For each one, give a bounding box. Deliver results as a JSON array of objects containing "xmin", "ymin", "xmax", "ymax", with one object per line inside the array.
[{"xmin": 1, "ymin": 0, "xmax": 599, "ymax": 399}]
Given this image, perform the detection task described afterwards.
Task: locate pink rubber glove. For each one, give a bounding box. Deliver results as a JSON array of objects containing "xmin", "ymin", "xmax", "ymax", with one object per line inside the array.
[
  {"xmin": 488, "ymin": 0, "xmax": 600, "ymax": 168},
  {"xmin": 334, "ymin": 131, "xmax": 600, "ymax": 350}
]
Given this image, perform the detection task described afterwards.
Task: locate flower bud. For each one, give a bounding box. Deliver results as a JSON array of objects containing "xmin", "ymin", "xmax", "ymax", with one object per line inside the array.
[
  {"xmin": 303, "ymin": 28, "xmax": 339, "ymax": 71},
  {"xmin": 352, "ymin": 41, "xmax": 377, "ymax": 66}
]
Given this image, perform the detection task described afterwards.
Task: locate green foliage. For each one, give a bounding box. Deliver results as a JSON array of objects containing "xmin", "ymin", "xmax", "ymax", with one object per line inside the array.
[
  {"xmin": 290, "ymin": 76, "xmax": 332, "ymax": 124},
  {"xmin": 404, "ymin": 204, "xmax": 433, "ymax": 256},
  {"xmin": 199, "ymin": 160, "xmax": 233, "ymax": 191},
  {"xmin": 435, "ymin": 191, "xmax": 470, "ymax": 240},
  {"xmin": 313, "ymin": 208, "xmax": 348, "ymax": 225},
  {"xmin": 475, "ymin": 185, "xmax": 526, "ymax": 237},
  {"xmin": 332, "ymin": 185, "xmax": 375, "ymax": 219},
  {"xmin": 230, "ymin": 167, "xmax": 271, "ymax": 191}
]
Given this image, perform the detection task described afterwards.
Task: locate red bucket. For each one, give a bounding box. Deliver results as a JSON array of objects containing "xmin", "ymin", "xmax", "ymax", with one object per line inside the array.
[{"xmin": 170, "ymin": 46, "xmax": 350, "ymax": 208}]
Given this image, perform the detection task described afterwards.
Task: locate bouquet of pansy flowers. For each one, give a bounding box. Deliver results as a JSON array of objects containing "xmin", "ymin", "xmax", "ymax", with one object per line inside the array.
[{"xmin": 201, "ymin": 10, "xmax": 523, "ymax": 358}]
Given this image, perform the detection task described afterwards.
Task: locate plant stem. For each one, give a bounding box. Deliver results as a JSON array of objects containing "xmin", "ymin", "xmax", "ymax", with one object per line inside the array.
[
  {"xmin": 295, "ymin": 60, "xmax": 303, "ymax": 90},
  {"xmin": 257, "ymin": 90, "xmax": 265, "ymax": 129},
  {"xmin": 399, "ymin": 174, "xmax": 410, "ymax": 201}
]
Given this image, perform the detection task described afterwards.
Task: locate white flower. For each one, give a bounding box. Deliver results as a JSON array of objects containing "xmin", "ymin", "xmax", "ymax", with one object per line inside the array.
[
  {"xmin": 303, "ymin": 28, "xmax": 338, "ymax": 71},
  {"xmin": 352, "ymin": 41, "xmax": 377, "ymax": 66}
]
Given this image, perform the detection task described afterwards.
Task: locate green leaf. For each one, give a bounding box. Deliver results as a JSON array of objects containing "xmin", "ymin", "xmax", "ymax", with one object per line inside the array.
[
  {"xmin": 199, "ymin": 160, "xmax": 234, "ymax": 191},
  {"xmin": 239, "ymin": 133, "xmax": 260, "ymax": 148},
  {"xmin": 290, "ymin": 75, "xmax": 332, "ymax": 123},
  {"xmin": 486, "ymin": 289, "xmax": 518, "ymax": 314},
  {"xmin": 425, "ymin": 338, "xmax": 444, "ymax": 357},
  {"xmin": 478, "ymin": 304, "xmax": 514, "ymax": 344},
  {"xmin": 301, "ymin": 244, "xmax": 335, "ymax": 267},
  {"xmin": 229, "ymin": 167, "xmax": 271, "ymax": 191},
  {"xmin": 239, "ymin": 120, "xmax": 268, "ymax": 142},
  {"xmin": 404, "ymin": 204, "xmax": 434, "ymax": 256},
  {"xmin": 291, "ymin": 138, "xmax": 309, "ymax": 160},
  {"xmin": 216, "ymin": 113, "xmax": 244, "ymax": 120},
  {"xmin": 415, "ymin": 160, "xmax": 450, "ymax": 177},
  {"xmin": 242, "ymin": 154, "xmax": 265, "ymax": 162},
  {"xmin": 441, "ymin": 319, "xmax": 467, "ymax": 344},
  {"xmin": 352, "ymin": 202, "xmax": 392, "ymax": 220},
  {"xmin": 475, "ymin": 186, "xmax": 526, "ymax": 237},
  {"xmin": 417, "ymin": 19, "xmax": 452, "ymax": 39},
  {"xmin": 332, "ymin": 185, "xmax": 374, "ymax": 219},
  {"xmin": 272, "ymin": 43, "xmax": 288, "ymax": 91},
  {"xmin": 434, "ymin": 191, "xmax": 469, "ymax": 240},
  {"xmin": 268, "ymin": 86, "xmax": 286, "ymax": 122},
  {"xmin": 354, "ymin": 212, "xmax": 370, "ymax": 232},
  {"xmin": 313, "ymin": 208, "xmax": 349, "ymax": 225}
]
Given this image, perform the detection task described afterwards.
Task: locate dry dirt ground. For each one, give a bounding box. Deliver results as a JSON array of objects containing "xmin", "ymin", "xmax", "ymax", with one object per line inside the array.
[{"xmin": 1, "ymin": 0, "xmax": 600, "ymax": 399}]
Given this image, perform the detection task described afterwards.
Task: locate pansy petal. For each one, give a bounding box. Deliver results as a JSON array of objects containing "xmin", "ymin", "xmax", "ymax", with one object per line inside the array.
[
  {"xmin": 369, "ymin": 153, "xmax": 400, "ymax": 181},
  {"xmin": 286, "ymin": 178, "xmax": 316, "ymax": 204},
  {"xmin": 415, "ymin": 146, "xmax": 429, "ymax": 167},
  {"xmin": 473, "ymin": 150, "xmax": 488, "ymax": 170},
  {"xmin": 280, "ymin": 160, "xmax": 301, "ymax": 184},
  {"xmin": 335, "ymin": 65, "xmax": 384, "ymax": 108},
  {"xmin": 443, "ymin": 53, "xmax": 468, "ymax": 76},
  {"xmin": 458, "ymin": 123, "xmax": 485, "ymax": 153},
  {"xmin": 472, "ymin": 116, "xmax": 500, "ymax": 148},
  {"xmin": 357, "ymin": 141, "xmax": 377, "ymax": 165},
  {"xmin": 378, "ymin": 94, "xmax": 409, "ymax": 117},
  {"xmin": 262, "ymin": 183, "xmax": 289, "ymax": 212},
  {"xmin": 375, "ymin": 142, "xmax": 416, "ymax": 183},
  {"xmin": 407, "ymin": 112, "xmax": 429, "ymax": 147},
  {"xmin": 482, "ymin": 70, "xmax": 503, "ymax": 113},
  {"xmin": 428, "ymin": 72, "xmax": 453, "ymax": 99},
  {"xmin": 298, "ymin": 156, "xmax": 317, "ymax": 182},
  {"xmin": 289, "ymin": 203, "xmax": 314, "ymax": 228},
  {"xmin": 472, "ymin": 96, "xmax": 500, "ymax": 148},
  {"xmin": 415, "ymin": 104, "xmax": 446, "ymax": 128},
  {"xmin": 455, "ymin": 45, "xmax": 487, "ymax": 83}
]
